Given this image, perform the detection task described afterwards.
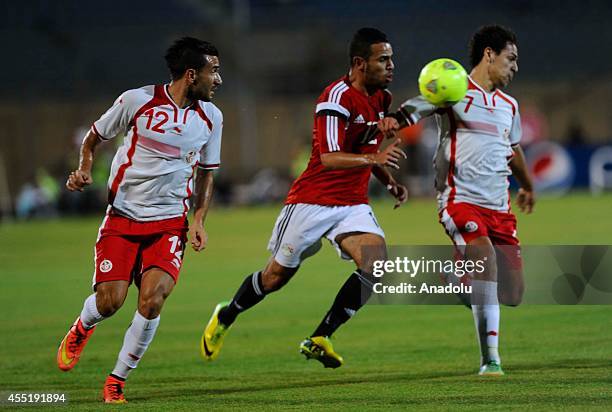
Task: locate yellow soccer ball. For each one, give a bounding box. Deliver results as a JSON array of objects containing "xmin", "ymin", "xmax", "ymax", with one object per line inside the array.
[{"xmin": 418, "ymin": 58, "xmax": 468, "ymax": 106}]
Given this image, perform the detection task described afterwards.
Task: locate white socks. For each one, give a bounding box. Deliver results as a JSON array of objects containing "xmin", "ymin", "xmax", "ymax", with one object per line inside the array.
[
  {"xmin": 111, "ymin": 311, "xmax": 160, "ymax": 379},
  {"xmin": 79, "ymin": 294, "xmax": 105, "ymax": 329},
  {"xmin": 78, "ymin": 295, "xmax": 161, "ymax": 380},
  {"xmin": 471, "ymin": 280, "xmax": 500, "ymax": 365}
]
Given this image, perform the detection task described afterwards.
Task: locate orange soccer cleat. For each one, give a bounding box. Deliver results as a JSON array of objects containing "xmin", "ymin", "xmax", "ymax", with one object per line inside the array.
[
  {"xmin": 102, "ymin": 375, "xmax": 127, "ymax": 404},
  {"xmin": 56, "ymin": 317, "xmax": 96, "ymax": 371}
]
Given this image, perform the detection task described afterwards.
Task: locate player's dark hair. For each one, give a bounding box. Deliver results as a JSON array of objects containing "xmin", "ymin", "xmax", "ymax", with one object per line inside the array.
[
  {"xmin": 469, "ymin": 25, "xmax": 517, "ymax": 68},
  {"xmin": 349, "ymin": 27, "xmax": 389, "ymax": 66},
  {"xmin": 165, "ymin": 37, "xmax": 219, "ymax": 80}
]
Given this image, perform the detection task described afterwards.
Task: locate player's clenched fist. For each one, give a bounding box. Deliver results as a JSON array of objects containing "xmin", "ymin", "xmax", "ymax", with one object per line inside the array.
[
  {"xmin": 516, "ymin": 188, "xmax": 535, "ymax": 214},
  {"xmin": 66, "ymin": 170, "xmax": 93, "ymax": 192},
  {"xmin": 189, "ymin": 221, "xmax": 208, "ymax": 252},
  {"xmin": 377, "ymin": 117, "xmax": 400, "ymax": 139}
]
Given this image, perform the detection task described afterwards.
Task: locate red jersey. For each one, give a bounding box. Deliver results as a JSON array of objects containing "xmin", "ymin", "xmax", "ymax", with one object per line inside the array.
[{"xmin": 286, "ymin": 76, "xmax": 392, "ymax": 206}]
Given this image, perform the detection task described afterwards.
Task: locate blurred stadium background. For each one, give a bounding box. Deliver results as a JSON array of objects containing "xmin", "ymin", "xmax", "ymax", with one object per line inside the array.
[{"xmin": 2, "ymin": 0, "xmax": 612, "ymax": 218}]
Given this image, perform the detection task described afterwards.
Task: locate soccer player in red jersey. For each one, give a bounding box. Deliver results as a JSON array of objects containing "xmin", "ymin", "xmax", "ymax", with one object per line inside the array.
[
  {"xmin": 381, "ymin": 25, "xmax": 535, "ymax": 376},
  {"xmin": 201, "ymin": 28, "xmax": 407, "ymax": 368},
  {"xmin": 57, "ymin": 37, "xmax": 223, "ymax": 402}
]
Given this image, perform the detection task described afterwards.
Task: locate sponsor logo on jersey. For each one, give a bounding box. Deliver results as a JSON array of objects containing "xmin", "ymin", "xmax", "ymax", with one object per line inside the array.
[
  {"xmin": 465, "ymin": 221, "xmax": 479, "ymax": 233},
  {"xmin": 354, "ymin": 114, "xmax": 366, "ymax": 124},
  {"xmin": 185, "ymin": 150, "xmax": 197, "ymax": 164},
  {"xmin": 281, "ymin": 243, "xmax": 295, "ymax": 257},
  {"xmin": 99, "ymin": 259, "xmax": 113, "ymax": 273}
]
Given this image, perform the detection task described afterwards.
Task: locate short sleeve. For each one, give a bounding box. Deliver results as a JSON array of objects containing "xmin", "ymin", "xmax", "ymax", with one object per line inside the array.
[
  {"xmin": 315, "ymin": 82, "xmax": 351, "ymax": 119},
  {"xmin": 509, "ymin": 109, "xmax": 522, "ymax": 145},
  {"xmin": 92, "ymin": 89, "xmax": 140, "ymax": 140},
  {"xmin": 314, "ymin": 82, "xmax": 352, "ymax": 153},
  {"xmin": 315, "ymin": 113, "xmax": 348, "ymax": 153},
  {"xmin": 199, "ymin": 109, "xmax": 223, "ymax": 170}
]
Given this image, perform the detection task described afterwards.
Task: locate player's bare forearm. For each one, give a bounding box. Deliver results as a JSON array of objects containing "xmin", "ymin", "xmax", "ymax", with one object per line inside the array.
[
  {"xmin": 372, "ymin": 165, "xmax": 395, "ymax": 186},
  {"xmin": 320, "ymin": 152, "xmax": 377, "ymax": 170},
  {"xmin": 190, "ymin": 168, "xmax": 213, "ymax": 252},
  {"xmin": 509, "ymin": 145, "xmax": 533, "ymax": 191},
  {"xmin": 66, "ymin": 130, "xmax": 102, "ymax": 192},
  {"xmin": 78, "ymin": 130, "xmax": 102, "ymax": 174},
  {"xmin": 510, "ymin": 145, "xmax": 536, "ymax": 213},
  {"xmin": 320, "ymin": 139, "xmax": 406, "ymax": 171},
  {"xmin": 192, "ymin": 168, "xmax": 214, "ymax": 224}
]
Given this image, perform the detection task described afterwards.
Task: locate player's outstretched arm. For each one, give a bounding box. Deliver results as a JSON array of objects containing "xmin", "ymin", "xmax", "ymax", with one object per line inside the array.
[
  {"xmin": 320, "ymin": 138, "xmax": 407, "ymax": 170},
  {"xmin": 509, "ymin": 144, "xmax": 535, "ymax": 214},
  {"xmin": 372, "ymin": 164, "xmax": 408, "ymax": 209},
  {"xmin": 190, "ymin": 168, "xmax": 214, "ymax": 252},
  {"xmin": 372, "ymin": 95, "xmax": 439, "ymax": 140},
  {"xmin": 66, "ymin": 130, "xmax": 102, "ymax": 192}
]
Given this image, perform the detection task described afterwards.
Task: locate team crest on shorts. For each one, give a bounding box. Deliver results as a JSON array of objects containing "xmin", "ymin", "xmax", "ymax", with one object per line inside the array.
[
  {"xmin": 465, "ymin": 221, "xmax": 479, "ymax": 233},
  {"xmin": 281, "ymin": 243, "xmax": 295, "ymax": 257},
  {"xmin": 99, "ymin": 259, "xmax": 113, "ymax": 273},
  {"xmin": 185, "ymin": 150, "xmax": 197, "ymax": 164}
]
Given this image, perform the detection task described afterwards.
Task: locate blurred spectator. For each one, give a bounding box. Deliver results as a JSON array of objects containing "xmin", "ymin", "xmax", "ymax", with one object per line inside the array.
[
  {"xmin": 15, "ymin": 167, "xmax": 61, "ymax": 219},
  {"xmin": 291, "ymin": 142, "xmax": 311, "ymax": 179},
  {"xmin": 16, "ymin": 182, "xmax": 53, "ymax": 219},
  {"xmin": 57, "ymin": 126, "xmax": 114, "ymax": 215},
  {"xmin": 37, "ymin": 167, "xmax": 60, "ymax": 208},
  {"xmin": 233, "ymin": 169, "xmax": 290, "ymax": 205},
  {"xmin": 565, "ymin": 119, "xmax": 587, "ymax": 147},
  {"xmin": 398, "ymin": 118, "xmax": 436, "ymax": 197}
]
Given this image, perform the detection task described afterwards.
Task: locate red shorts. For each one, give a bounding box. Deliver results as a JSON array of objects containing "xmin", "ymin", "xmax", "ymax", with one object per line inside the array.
[
  {"xmin": 439, "ymin": 202, "xmax": 521, "ymax": 269},
  {"xmin": 93, "ymin": 210, "xmax": 188, "ymax": 288}
]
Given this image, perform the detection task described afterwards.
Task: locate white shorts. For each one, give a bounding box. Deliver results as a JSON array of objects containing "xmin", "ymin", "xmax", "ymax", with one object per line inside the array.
[{"xmin": 267, "ymin": 203, "xmax": 385, "ymax": 268}]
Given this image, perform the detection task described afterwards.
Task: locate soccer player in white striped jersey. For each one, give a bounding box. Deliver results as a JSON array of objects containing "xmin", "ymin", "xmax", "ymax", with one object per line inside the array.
[
  {"xmin": 380, "ymin": 25, "xmax": 535, "ymax": 376},
  {"xmin": 57, "ymin": 37, "xmax": 223, "ymax": 403}
]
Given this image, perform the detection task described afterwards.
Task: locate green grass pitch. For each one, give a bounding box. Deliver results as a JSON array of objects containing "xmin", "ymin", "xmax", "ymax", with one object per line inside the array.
[{"xmin": 0, "ymin": 193, "xmax": 611, "ymax": 410}]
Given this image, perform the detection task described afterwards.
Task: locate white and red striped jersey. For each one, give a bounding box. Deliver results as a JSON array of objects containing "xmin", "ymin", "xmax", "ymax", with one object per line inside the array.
[
  {"xmin": 92, "ymin": 84, "xmax": 222, "ymax": 221},
  {"xmin": 285, "ymin": 76, "xmax": 392, "ymax": 206},
  {"xmin": 399, "ymin": 76, "xmax": 521, "ymax": 212}
]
